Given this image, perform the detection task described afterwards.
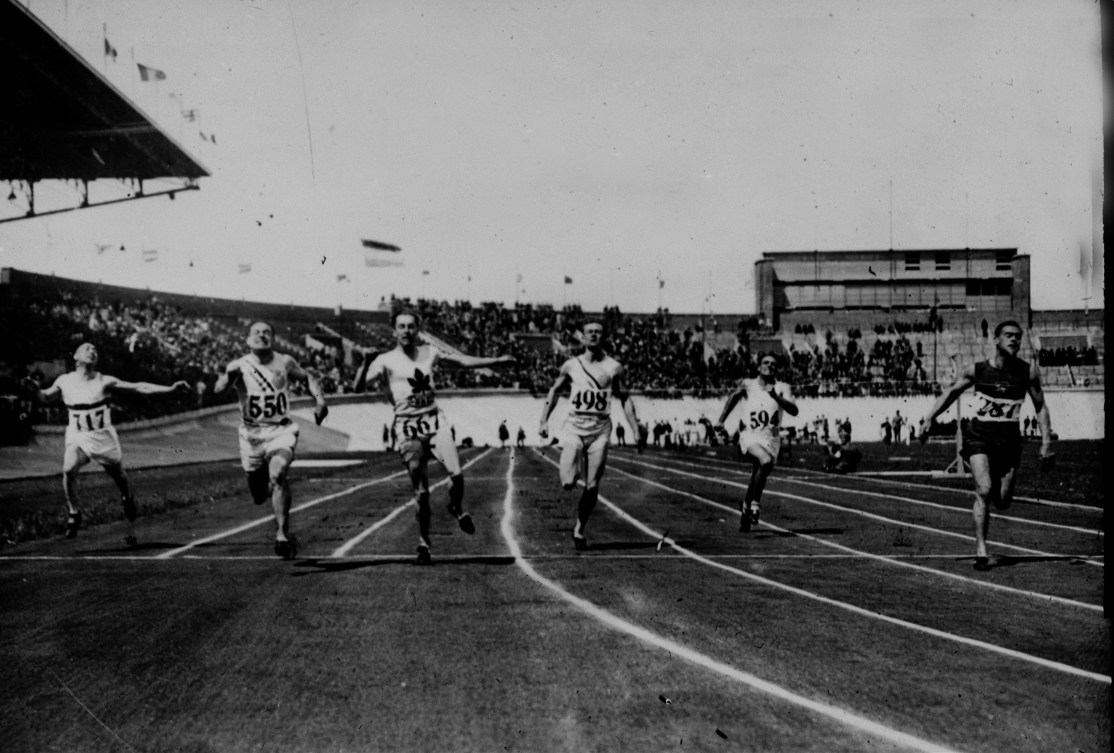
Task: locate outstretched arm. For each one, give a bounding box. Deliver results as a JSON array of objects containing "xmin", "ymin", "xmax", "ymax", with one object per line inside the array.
[
  {"xmin": 105, "ymin": 377, "xmax": 191, "ymax": 397},
  {"xmin": 920, "ymin": 364, "xmax": 976, "ymax": 434},
  {"xmin": 22, "ymin": 376, "xmax": 62, "ymax": 404},
  {"xmin": 440, "ymin": 351, "xmax": 516, "ymax": 369}
]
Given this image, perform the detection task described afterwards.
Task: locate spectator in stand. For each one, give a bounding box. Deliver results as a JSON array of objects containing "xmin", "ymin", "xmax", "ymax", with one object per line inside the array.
[{"xmin": 516, "ymin": 426, "xmax": 527, "ymax": 448}]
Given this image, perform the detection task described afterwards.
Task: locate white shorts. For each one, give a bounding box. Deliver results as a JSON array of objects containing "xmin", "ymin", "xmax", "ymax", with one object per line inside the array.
[
  {"xmin": 560, "ymin": 417, "xmax": 612, "ymax": 486},
  {"xmin": 739, "ymin": 429, "xmax": 780, "ymax": 458},
  {"xmin": 65, "ymin": 427, "xmax": 122, "ymax": 466},
  {"xmin": 239, "ymin": 421, "xmax": 300, "ymax": 472}
]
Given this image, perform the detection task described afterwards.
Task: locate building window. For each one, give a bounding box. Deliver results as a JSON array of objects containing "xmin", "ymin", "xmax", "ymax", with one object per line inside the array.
[
  {"xmin": 996, "ymin": 250, "xmax": 1012, "ymax": 271},
  {"xmin": 935, "ymin": 251, "xmax": 950, "ymax": 271},
  {"xmin": 904, "ymin": 252, "xmax": 920, "ymax": 271}
]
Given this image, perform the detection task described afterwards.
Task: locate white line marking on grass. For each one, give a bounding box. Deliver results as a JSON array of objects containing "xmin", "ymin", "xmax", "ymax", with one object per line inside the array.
[
  {"xmin": 619, "ymin": 456, "xmax": 1104, "ymax": 567},
  {"xmin": 504, "ymin": 453, "xmax": 968, "ymax": 753},
  {"xmin": 332, "ymin": 450, "xmax": 494, "ymax": 557},
  {"xmin": 535, "ymin": 451, "xmax": 1110, "ymax": 685},
  {"xmin": 606, "ymin": 462, "xmax": 1104, "ymax": 614}
]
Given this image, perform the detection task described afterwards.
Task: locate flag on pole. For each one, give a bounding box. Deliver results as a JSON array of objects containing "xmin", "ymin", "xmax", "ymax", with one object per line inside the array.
[
  {"xmin": 659, "ymin": 278, "xmax": 665, "ymax": 289},
  {"xmin": 564, "ymin": 275, "xmax": 573, "ymax": 284},
  {"xmin": 104, "ymin": 38, "xmax": 118, "ymax": 61},
  {"xmin": 142, "ymin": 249, "xmax": 159, "ymax": 262},
  {"xmin": 238, "ymin": 264, "xmax": 252, "ymax": 274},
  {"xmin": 422, "ymin": 270, "xmax": 431, "ymax": 276},
  {"xmin": 337, "ymin": 274, "xmax": 349, "ymax": 282},
  {"xmin": 137, "ymin": 63, "xmax": 167, "ymax": 81}
]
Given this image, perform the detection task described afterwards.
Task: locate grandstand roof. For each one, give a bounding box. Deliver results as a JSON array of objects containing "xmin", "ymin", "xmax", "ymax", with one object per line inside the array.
[{"xmin": 0, "ymin": 0, "xmax": 209, "ymax": 184}]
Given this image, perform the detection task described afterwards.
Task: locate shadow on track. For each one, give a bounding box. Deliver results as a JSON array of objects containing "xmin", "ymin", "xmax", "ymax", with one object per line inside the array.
[{"xmin": 291, "ymin": 555, "xmax": 517, "ymax": 575}]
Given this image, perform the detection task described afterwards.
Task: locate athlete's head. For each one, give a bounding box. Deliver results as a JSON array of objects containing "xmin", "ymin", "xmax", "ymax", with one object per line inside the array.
[
  {"xmin": 393, "ymin": 310, "xmax": 420, "ymax": 347},
  {"xmin": 993, "ymin": 320, "xmax": 1023, "ymax": 356},
  {"xmin": 73, "ymin": 342, "xmax": 98, "ymax": 366},
  {"xmin": 581, "ymin": 321, "xmax": 605, "ymax": 350},
  {"xmin": 757, "ymin": 352, "xmax": 779, "ymax": 377},
  {"xmin": 246, "ymin": 321, "xmax": 274, "ymax": 352}
]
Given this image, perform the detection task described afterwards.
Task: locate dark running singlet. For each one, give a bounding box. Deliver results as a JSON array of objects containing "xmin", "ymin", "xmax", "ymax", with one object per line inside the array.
[{"xmin": 962, "ymin": 358, "xmax": 1031, "ymax": 445}]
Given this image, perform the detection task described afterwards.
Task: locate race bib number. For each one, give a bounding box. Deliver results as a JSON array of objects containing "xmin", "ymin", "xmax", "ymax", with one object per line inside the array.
[
  {"xmin": 398, "ymin": 413, "xmax": 440, "ymax": 439},
  {"xmin": 245, "ymin": 392, "xmax": 289, "ymax": 422},
  {"xmin": 70, "ymin": 406, "xmax": 111, "ymax": 432},
  {"xmin": 748, "ymin": 409, "xmax": 780, "ymax": 429},
  {"xmin": 571, "ymin": 389, "xmax": 610, "ymax": 414},
  {"xmin": 972, "ymin": 393, "xmax": 1022, "ymax": 422}
]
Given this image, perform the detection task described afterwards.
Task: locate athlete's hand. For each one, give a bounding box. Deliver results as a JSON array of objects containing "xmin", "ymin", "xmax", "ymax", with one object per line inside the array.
[
  {"xmin": 499, "ymin": 355, "xmax": 517, "ymax": 365},
  {"xmin": 918, "ymin": 418, "xmax": 932, "ymax": 445},
  {"xmin": 1039, "ymin": 450, "xmax": 1056, "ymax": 473},
  {"xmin": 314, "ymin": 404, "xmax": 329, "ymax": 426}
]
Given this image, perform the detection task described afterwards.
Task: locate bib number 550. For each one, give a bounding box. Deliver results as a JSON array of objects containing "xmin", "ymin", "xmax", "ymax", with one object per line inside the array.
[{"xmin": 247, "ymin": 393, "xmax": 288, "ymax": 420}]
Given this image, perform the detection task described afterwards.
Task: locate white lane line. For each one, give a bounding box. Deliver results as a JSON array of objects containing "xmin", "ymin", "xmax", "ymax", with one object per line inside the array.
[
  {"xmin": 533, "ymin": 451, "xmax": 1110, "ymax": 685},
  {"xmin": 647, "ymin": 454, "xmax": 1103, "ymax": 536},
  {"xmin": 617, "ymin": 455, "xmax": 1104, "ymax": 567},
  {"xmin": 671, "ymin": 450, "xmax": 1101, "ymax": 512},
  {"xmin": 331, "ymin": 449, "xmax": 494, "ymax": 557},
  {"xmin": 155, "ymin": 468, "xmax": 408, "ymax": 559},
  {"xmin": 504, "ymin": 452, "xmax": 967, "ymax": 753},
  {"xmin": 605, "ymin": 462, "xmax": 1104, "ymax": 614}
]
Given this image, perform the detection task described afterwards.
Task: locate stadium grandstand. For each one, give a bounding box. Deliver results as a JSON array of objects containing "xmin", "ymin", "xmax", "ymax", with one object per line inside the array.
[{"xmin": 1, "ymin": 254, "xmax": 1103, "ymax": 446}]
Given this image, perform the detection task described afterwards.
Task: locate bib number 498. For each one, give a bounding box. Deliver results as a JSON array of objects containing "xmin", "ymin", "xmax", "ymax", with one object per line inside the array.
[{"xmin": 572, "ymin": 390, "xmax": 608, "ymax": 412}]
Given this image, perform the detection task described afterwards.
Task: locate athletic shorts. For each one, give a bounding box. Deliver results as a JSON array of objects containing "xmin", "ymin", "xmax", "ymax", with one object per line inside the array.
[
  {"xmin": 65, "ymin": 426, "xmax": 123, "ymax": 466},
  {"xmin": 393, "ymin": 411, "xmax": 461, "ymax": 475},
  {"xmin": 739, "ymin": 429, "xmax": 780, "ymax": 459},
  {"xmin": 239, "ymin": 421, "xmax": 300, "ymax": 472},
  {"xmin": 960, "ymin": 421, "xmax": 1021, "ymax": 469}
]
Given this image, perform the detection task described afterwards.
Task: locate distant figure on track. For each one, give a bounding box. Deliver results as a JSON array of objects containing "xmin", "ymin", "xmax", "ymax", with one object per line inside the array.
[
  {"xmin": 919, "ymin": 319, "xmax": 1054, "ymax": 571},
  {"xmin": 538, "ymin": 320, "xmax": 639, "ymax": 551},
  {"xmin": 353, "ymin": 310, "xmax": 515, "ymax": 565},
  {"xmin": 714, "ymin": 352, "xmax": 799, "ymax": 532},
  {"xmin": 498, "ymin": 420, "xmax": 510, "ymax": 449},
  {"xmin": 22, "ymin": 342, "xmax": 190, "ymax": 546},
  {"xmin": 214, "ymin": 321, "xmax": 329, "ymax": 560},
  {"xmin": 823, "ymin": 423, "xmax": 862, "ymax": 474}
]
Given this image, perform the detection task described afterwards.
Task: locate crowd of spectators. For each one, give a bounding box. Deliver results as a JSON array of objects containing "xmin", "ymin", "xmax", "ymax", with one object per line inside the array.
[
  {"xmin": 1038, "ymin": 345, "xmax": 1099, "ymax": 367},
  {"xmin": 8, "ymin": 286, "xmax": 1101, "ymax": 431}
]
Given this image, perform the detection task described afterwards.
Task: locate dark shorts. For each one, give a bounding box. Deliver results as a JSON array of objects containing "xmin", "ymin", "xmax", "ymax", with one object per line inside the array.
[{"xmin": 960, "ymin": 421, "xmax": 1021, "ymax": 470}]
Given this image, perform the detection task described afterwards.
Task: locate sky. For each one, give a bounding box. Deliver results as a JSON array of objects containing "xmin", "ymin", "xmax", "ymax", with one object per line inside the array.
[{"xmin": 0, "ymin": 0, "xmax": 1104, "ymax": 315}]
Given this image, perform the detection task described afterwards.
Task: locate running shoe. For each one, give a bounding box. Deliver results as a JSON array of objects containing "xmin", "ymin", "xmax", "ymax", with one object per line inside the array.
[
  {"xmin": 122, "ymin": 495, "xmax": 138, "ymax": 522},
  {"xmin": 738, "ymin": 508, "xmax": 751, "ymax": 533},
  {"xmin": 993, "ymin": 496, "xmax": 1011, "ymax": 511},
  {"xmin": 750, "ymin": 505, "xmax": 761, "ymax": 527},
  {"xmin": 973, "ymin": 556, "xmax": 991, "ymax": 571},
  {"xmin": 572, "ymin": 534, "xmax": 588, "ymax": 551},
  {"xmin": 456, "ymin": 513, "xmax": 476, "ymax": 535},
  {"xmin": 415, "ymin": 544, "xmax": 433, "ymax": 566},
  {"xmin": 124, "ymin": 534, "xmax": 139, "ymax": 548},
  {"xmin": 274, "ymin": 538, "xmax": 298, "ymax": 560},
  {"xmin": 65, "ymin": 510, "xmax": 82, "ymax": 539}
]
